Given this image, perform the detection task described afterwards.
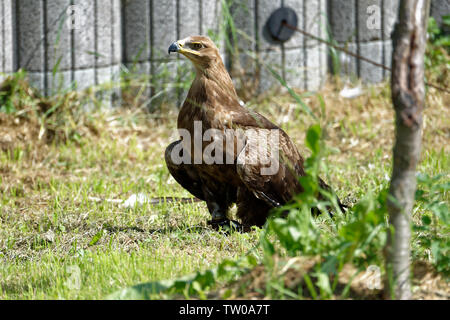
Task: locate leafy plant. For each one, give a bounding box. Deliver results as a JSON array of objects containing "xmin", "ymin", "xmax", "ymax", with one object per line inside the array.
[
  {"xmin": 413, "ymin": 173, "xmax": 450, "ymax": 276},
  {"xmin": 0, "ymin": 70, "xmax": 30, "ymax": 114},
  {"xmin": 425, "ymin": 16, "xmax": 450, "ymax": 86}
]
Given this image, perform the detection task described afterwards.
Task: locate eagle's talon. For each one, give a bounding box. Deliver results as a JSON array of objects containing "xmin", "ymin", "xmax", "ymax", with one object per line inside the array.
[{"xmin": 207, "ymin": 219, "xmax": 244, "ymax": 233}]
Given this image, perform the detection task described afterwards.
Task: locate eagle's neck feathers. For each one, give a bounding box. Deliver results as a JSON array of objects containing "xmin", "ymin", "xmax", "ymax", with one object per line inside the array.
[
  {"xmin": 179, "ymin": 54, "xmax": 245, "ymax": 132},
  {"xmin": 186, "ymin": 59, "xmax": 239, "ymax": 108}
]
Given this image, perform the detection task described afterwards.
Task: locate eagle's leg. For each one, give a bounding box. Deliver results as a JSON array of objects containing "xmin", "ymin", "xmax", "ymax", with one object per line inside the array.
[
  {"xmin": 199, "ymin": 172, "xmax": 237, "ymax": 224},
  {"xmin": 202, "ymin": 185, "xmax": 244, "ymax": 232},
  {"xmin": 165, "ymin": 141, "xmax": 205, "ymax": 201},
  {"xmin": 236, "ymin": 187, "xmax": 273, "ymax": 228},
  {"xmin": 166, "ymin": 141, "xmax": 240, "ymax": 229},
  {"xmin": 203, "ymin": 195, "xmax": 228, "ymax": 222}
]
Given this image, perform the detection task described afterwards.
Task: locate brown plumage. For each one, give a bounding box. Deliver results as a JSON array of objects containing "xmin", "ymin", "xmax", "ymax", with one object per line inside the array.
[{"xmin": 165, "ymin": 36, "xmax": 344, "ymax": 230}]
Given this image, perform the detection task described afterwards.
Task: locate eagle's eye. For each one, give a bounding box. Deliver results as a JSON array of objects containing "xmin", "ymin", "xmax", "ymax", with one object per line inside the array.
[{"xmin": 191, "ymin": 43, "xmax": 203, "ymax": 50}]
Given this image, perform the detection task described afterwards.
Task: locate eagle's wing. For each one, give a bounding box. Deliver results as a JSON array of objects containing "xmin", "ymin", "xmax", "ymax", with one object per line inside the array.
[
  {"xmin": 230, "ymin": 108, "xmax": 279, "ymax": 130},
  {"xmin": 225, "ymin": 106, "xmax": 343, "ymax": 211},
  {"xmin": 235, "ymin": 125, "xmax": 306, "ymax": 208}
]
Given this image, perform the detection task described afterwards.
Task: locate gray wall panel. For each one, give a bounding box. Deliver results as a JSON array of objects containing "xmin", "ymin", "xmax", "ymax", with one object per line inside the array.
[
  {"xmin": 284, "ymin": 0, "xmax": 304, "ymax": 49},
  {"xmin": 46, "ymin": 70, "xmax": 71, "ymax": 95},
  {"xmin": 0, "ymin": 0, "xmax": 4, "ymax": 75},
  {"xmin": 305, "ymin": 45, "xmax": 322, "ymax": 90},
  {"xmin": 257, "ymin": 0, "xmax": 282, "ymax": 51},
  {"xmin": 258, "ymin": 49, "xmax": 282, "ymax": 92},
  {"xmin": 178, "ymin": 0, "xmax": 201, "ymax": 39},
  {"xmin": 232, "ymin": 0, "xmax": 327, "ymax": 92},
  {"xmin": 228, "ymin": 0, "xmax": 256, "ymax": 75},
  {"xmin": 431, "ymin": 0, "xmax": 450, "ymax": 28},
  {"xmin": 152, "ymin": 0, "xmax": 177, "ymax": 59},
  {"xmin": 5, "ymin": 0, "xmax": 121, "ymax": 100},
  {"xmin": 284, "ymin": 47, "xmax": 305, "ymax": 90},
  {"xmin": 46, "ymin": 0, "xmax": 72, "ymax": 72},
  {"xmin": 72, "ymin": 0, "xmax": 95, "ymax": 69},
  {"xmin": 112, "ymin": 0, "xmax": 122, "ymax": 64},
  {"xmin": 357, "ymin": 0, "xmax": 382, "ymax": 42},
  {"xmin": 329, "ymin": 0, "xmax": 356, "ymax": 43},
  {"xmin": 202, "ymin": 0, "xmax": 222, "ymax": 36},
  {"xmin": 3, "ymin": 0, "xmax": 15, "ymax": 72},
  {"xmin": 359, "ymin": 40, "xmax": 383, "ymax": 83},
  {"xmin": 122, "ymin": 0, "xmax": 151, "ymax": 63},
  {"xmin": 5, "ymin": 0, "xmax": 442, "ymax": 97},
  {"xmin": 319, "ymin": 41, "xmax": 327, "ymax": 81},
  {"xmin": 304, "ymin": 0, "xmax": 321, "ymax": 47},
  {"xmin": 74, "ymin": 68, "xmax": 96, "ymax": 90},
  {"xmin": 96, "ymin": 0, "xmax": 113, "ymax": 68},
  {"xmin": 329, "ymin": 0, "xmax": 395, "ymax": 83},
  {"xmin": 338, "ymin": 42, "xmax": 358, "ymax": 79},
  {"xmin": 383, "ymin": 40, "xmax": 392, "ymax": 75},
  {"xmin": 16, "ymin": 0, "xmax": 45, "ymax": 72},
  {"xmin": 383, "ymin": 0, "xmax": 400, "ymax": 40},
  {"xmin": 27, "ymin": 72, "xmax": 45, "ymax": 92}
]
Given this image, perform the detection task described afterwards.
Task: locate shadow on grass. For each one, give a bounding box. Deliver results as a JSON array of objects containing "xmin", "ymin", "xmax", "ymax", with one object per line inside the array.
[{"xmin": 103, "ymin": 224, "xmax": 214, "ymax": 236}]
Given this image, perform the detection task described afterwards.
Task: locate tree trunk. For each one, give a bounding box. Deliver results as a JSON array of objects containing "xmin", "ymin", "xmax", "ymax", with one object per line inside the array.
[{"xmin": 385, "ymin": 0, "xmax": 430, "ymax": 300}]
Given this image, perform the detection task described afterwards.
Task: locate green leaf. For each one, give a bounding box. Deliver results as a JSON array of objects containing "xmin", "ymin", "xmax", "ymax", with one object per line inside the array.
[
  {"xmin": 107, "ymin": 280, "xmax": 173, "ymax": 300},
  {"xmin": 246, "ymin": 254, "xmax": 258, "ymax": 267},
  {"xmin": 315, "ymin": 272, "xmax": 332, "ymax": 298},
  {"xmin": 306, "ymin": 124, "xmax": 321, "ymax": 155},
  {"xmin": 192, "ymin": 281, "xmax": 202, "ymax": 293},
  {"xmin": 430, "ymin": 203, "xmax": 449, "ymax": 225},
  {"xmin": 421, "ymin": 215, "xmax": 432, "ymax": 226},
  {"xmin": 88, "ymin": 230, "xmax": 105, "ymax": 246},
  {"xmin": 321, "ymin": 256, "xmax": 338, "ymax": 274},
  {"xmin": 288, "ymin": 226, "xmax": 302, "ymax": 242},
  {"xmin": 303, "ymin": 274, "xmax": 317, "ymax": 299},
  {"xmin": 442, "ymin": 15, "xmax": 450, "ymax": 27}
]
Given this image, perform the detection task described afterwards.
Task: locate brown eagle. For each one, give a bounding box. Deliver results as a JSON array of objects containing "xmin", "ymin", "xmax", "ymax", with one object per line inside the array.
[{"xmin": 165, "ymin": 36, "xmax": 344, "ymax": 230}]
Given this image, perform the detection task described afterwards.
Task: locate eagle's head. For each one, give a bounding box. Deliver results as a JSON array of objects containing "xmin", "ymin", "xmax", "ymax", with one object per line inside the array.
[{"xmin": 168, "ymin": 36, "xmax": 222, "ymax": 71}]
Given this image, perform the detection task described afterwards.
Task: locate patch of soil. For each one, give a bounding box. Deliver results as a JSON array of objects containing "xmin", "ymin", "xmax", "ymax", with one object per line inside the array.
[
  {"xmin": 214, "ymin": 257, "xmax": 449, "ymax": 300},
  {"xmin": 0, "ymin": 113, "xmax": 43, "ymax": 152},
  {"xmin": 412, "ymin": 261, "xmax": 449, "ymax": 300}
]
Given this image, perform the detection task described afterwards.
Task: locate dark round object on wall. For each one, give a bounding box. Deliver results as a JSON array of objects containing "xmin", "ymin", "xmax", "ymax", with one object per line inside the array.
[{"xmin": 267, "ymin": 7, "xmax": 298, "ymax": 42}]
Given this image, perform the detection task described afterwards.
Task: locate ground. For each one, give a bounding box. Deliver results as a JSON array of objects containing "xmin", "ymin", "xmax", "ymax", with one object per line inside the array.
[{"xmin": 0, "ymin": 77, "xmax": 448, "ymax": 299}]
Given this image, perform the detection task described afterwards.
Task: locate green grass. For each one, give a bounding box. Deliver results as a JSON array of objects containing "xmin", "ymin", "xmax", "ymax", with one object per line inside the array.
[
  {"xmin": 0, "ymin": 44, "xmax": 448, "ymax": 299},
  {"xmin": 1, "ymin": 4, "xmax": 448, "ymax": 299},
  {"xmin": 0, "ymin": 111, "xmax": 261, "ymax": 298}
]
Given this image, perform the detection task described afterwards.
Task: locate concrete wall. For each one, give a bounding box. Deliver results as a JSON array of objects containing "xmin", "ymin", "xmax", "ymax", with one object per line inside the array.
[
  {"xmin": 328, "ymin": 0, "xmax": 448, "ymax": 83},
  {"xmin": 3, "ymin": 0, "xmax": 121, "ymax": 99},
  {"xmin": 0, "ymin": 0, "xmax": 15, "ymax": 83},
  {"xmin": 228, "ymin": 0, "xmax": 328, "ymax": 93},
  {"xmin": 121, "ymin": 0, "xmax": 223, "ymax": 104},
  {"xmin": 328, "ymin": 0, "xmax": 399, "ymax": 83},
  {"xmin": 431, "ymin": 0, "xmax": 450, "ymax": 31},
  {"xmin": 1, "ymin": 0, "xmax": 448, "ymax": 99},
  {"xmin": 228, "ymin": 0, "xmax": 447, "ymax": 91}
]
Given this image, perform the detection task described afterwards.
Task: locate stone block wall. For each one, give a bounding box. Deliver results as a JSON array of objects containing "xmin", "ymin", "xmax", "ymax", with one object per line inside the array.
[
  {"xmin": 328, "ymin": 0, "xmax": 399, "ymax": 83},
  {"xmin": 121, "ymin": 0, "xmax": 222, "ymax": 104},
  {"xmin": 228, "ymin": 0, "xmax": 328, "ymax": 93},
  {"xmin": 0, "ymin": 0, "xmax": 448, "ymax": 100},
  {"xmin": 0, "ymin": 0, "xmax": 15, "ymax": 83},
  {"xmin": 1, "ymin": 0, "xmax": 121, "ymax": 98},
  {"xmin": 430, "ymin": 0, "xmax": 449, "ymax": 31}
]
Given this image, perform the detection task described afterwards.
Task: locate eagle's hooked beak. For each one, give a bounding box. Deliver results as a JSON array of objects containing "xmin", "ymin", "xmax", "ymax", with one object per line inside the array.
[
  {"xmin": 168, "ymin": 41, "xmax": 180, "ymax": 54},
  {"xmin": 168, "ymin": 39, "xmax": 201, "ymax": 56}
]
